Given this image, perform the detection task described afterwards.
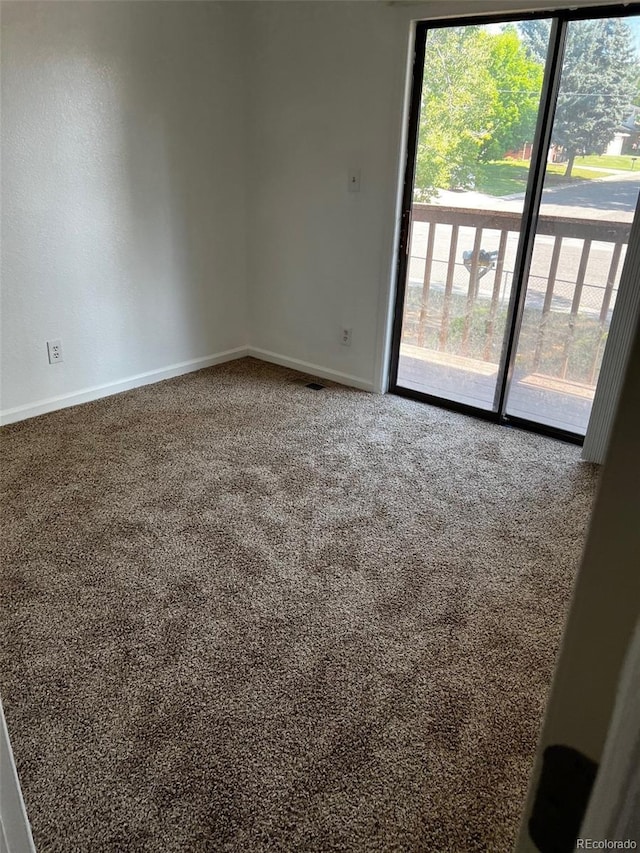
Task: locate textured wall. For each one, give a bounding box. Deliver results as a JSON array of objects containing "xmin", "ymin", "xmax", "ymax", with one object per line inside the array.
[
  {"xmin": 1, "ymin": 2, "xmax": 248, "ymax": 416},
  {"xmin": 245, "ymin": 2, "xmax": 406, "ymax": 391}
]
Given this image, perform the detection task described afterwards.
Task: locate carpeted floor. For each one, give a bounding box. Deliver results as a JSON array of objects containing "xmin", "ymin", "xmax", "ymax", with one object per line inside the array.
[{"xmin": 1, "ymin": 357, "xmax": 598, "ymax": 852}]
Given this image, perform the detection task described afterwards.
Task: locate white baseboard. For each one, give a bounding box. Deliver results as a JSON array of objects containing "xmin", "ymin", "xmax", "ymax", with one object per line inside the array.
[
  {"xmin": 247, "ymin": 347, "xmax": 374, "ymax": 392},
  {"xmin": 0, "ymin": 347, "xmax": 249, "ymax": 426},
  {"xmin": 0, "ymin": 345, "xmax": 376, "ymax": 426}
]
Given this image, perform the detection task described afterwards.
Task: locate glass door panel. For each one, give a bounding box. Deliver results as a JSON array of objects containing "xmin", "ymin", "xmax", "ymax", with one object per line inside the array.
[
  {"xmin": 395, "ymin": 20, "xmax": 551, "ymax": 410},
  {"xmin": 505, "ymin": 16, "xmax": 640, "ymax": 435}
]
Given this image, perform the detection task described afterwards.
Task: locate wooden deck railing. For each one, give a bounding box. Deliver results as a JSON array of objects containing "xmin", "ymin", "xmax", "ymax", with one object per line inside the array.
[{"xmin": 408, "ymin": 204, "xmax": 630, "ymax": 384}]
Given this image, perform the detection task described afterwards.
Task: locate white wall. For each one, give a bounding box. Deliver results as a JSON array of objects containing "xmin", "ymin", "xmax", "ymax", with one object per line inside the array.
[
  {"xmin": 246, "ymin": 1, "xmax": 408, "ymax": 391},
  {"xmin": 1, "ymin": 1, "xmax": 249, "ymax": 421},
  {"xmin": 0, "ymin": 701, "xmax": 35, "ymax": 853},
  {"xmin": 516, "ymin": 297, "xmax": 640, "ymax": 851}
]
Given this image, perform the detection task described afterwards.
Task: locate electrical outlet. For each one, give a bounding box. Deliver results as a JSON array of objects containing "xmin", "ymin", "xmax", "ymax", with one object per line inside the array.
[
  {"xmin": 47, "ymin": 339, "xmax": 63, "ymax": 364},
  {"xmin": 340, "ymin": 327, "xmax": 352, "ymax": 347}
]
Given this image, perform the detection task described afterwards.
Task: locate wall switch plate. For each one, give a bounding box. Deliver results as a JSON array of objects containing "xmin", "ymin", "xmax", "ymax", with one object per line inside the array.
[
  {"xmin": 47, "ymin": 339, "xmax": 63, "ymax": 364},
  {"xmin": 340, "ymin": 327, "xmax": 352, "ymax": 346},
  {"xmin": 348, "ymin": 169, "xmax": 361, "ymax": 193}
]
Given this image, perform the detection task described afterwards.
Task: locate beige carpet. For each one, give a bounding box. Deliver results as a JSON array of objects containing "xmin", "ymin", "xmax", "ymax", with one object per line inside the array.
[{"xmin": 0, "ymin": 357, "xmax": 598, "ymax": 852}]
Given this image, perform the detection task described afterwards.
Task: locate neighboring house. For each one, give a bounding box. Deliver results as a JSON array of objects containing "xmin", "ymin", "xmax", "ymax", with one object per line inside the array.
[
  {"xmin": 607, "ymin": 105, "xmax": 640, "ymax": 155},
  {"xmin": 504, "ymin": 106, "xmax": 640, "ymax": 161}
]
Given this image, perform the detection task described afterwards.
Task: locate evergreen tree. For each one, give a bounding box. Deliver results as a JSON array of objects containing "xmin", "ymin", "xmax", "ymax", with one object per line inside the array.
[
  {"xmin": 517, "ymin": 19, "xmax": 551, "ymax": 65},
  {"xmin": 521, "ymin": 18, "xmax": 637, "ymax": 176}
]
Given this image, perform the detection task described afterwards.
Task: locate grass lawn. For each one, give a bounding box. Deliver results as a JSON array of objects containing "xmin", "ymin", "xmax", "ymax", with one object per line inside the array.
[
  {"xmin": 576, "ymin": 154, "xmax": 640, "ymax": 171},
  {"xmin": 545, "ymin": 163, "xmax": 610, "ymax": 182},
  {"xmin": 475, "ymin": 161, "xmax": 530, "ymax": 196},
  {"xmin": 476, "ymin": 159, "xmax": 611, "ymax": 197}
]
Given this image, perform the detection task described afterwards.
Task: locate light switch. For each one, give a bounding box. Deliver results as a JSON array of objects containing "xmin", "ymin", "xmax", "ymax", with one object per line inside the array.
[{"xmin": 348, "ymin": 169, "xmax": 361, "ymax": 193}]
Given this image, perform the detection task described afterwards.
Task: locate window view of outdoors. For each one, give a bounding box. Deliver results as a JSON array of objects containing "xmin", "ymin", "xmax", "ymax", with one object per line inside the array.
[
  {"xmin": 396, "ymin": 15, "xmax": 640, "ymax": 435},
  {"xmin": 506, "ymin": 17, "xmax": 640, "ymax": 433}
]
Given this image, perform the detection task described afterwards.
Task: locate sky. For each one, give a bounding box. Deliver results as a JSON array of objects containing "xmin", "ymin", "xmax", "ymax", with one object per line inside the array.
[
  {"xmin": 629, "ymin": 16, "xmax": 640, "ymax": 54},
  {"xmin": 486, "ymin": 15, "xmax": 640, "ymax": 58}
]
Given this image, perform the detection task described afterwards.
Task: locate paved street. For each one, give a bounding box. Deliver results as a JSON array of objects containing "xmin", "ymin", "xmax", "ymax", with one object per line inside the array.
[
  {"xmin": 408, "ymin": 173, "xmax": 640, "ymax": 318},
  {"xmin": 536, "ymin": 173, "xmax": 640, "ymax": 219},
  {"xmin": 434, "ymin": 171, "xmax": 640, "ymax": 219}
]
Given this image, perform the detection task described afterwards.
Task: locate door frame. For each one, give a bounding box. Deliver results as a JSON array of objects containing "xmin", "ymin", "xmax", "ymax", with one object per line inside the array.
[{"xmin": 387, "ymin": 4, "xmax": 640, "ymax": 445}]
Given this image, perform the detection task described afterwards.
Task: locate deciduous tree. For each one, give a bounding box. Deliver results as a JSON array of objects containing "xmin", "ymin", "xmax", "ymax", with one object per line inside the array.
[
  {"xmin": 415, "ymin": 25, "xmax": 545, "ymax": 199},
  {"xmin": 415, "ymin": 27, "xmax": 494, "ymax": 199},
  {"xmin": 482, "ymin": 26, "xmax": 544, "ymax": 161}
]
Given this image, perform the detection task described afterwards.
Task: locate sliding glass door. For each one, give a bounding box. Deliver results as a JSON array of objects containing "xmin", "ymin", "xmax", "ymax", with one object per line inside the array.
[
  {"xmin": 390, "ymin": 8, "xmax": 640, "ymax": 440},
  {"xmin": 504, "ymin": 17, "xmax": 640, "ymax": 434}
]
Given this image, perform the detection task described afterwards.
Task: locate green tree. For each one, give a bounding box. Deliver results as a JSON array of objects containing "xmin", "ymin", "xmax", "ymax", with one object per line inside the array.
[
  {"xmin": 415, "ymin": 27, "xmax": 493, "ymax": 200},
  {"xmin": 482, "ymin": 26, "xmax": 545, "ymax": 161},
  {"xmin": 516, "ymin": 19, "xmax": 550, "ymax": 66},
  {"xmin": 415, "ymin": 26, "xmax": 545, "ymax": 200},
  {"xmin": 520, "ymin": 18, "xmax": 637, "ymax": 176}
]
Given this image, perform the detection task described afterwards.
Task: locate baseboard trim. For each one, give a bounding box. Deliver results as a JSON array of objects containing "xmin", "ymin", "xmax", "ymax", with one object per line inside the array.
[
  {"xmin": 1, "ymin": 346, "xmax": 375, "ymax": 426},
  {"xmin": 0, "ymin": 347, "xmax": 249, "ymax": 426},
  {"xmin": 247, "ymin": 347, "xmax": 374, "ymax": 392}
]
